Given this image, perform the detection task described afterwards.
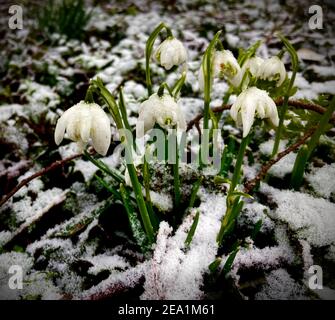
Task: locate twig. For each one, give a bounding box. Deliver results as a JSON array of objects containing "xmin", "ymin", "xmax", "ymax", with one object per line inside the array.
[
  {"xmin": 186, "ymin": 105, "xmax": 231, "ymax": 132},
  {"xmin": 0, "ymin": 153, "xmax": 82, "ymax": 207},
  {"xmin": 186, "ymin": 99, "xmax": 335, "ymax": 132},
  {"xmin": 244, "ymin": 127, "xmax": 316, "ymax": 193}
]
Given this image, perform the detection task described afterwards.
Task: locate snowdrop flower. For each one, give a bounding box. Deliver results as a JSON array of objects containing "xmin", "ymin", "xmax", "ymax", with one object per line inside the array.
[
  {"xmin": 154, "ymin": 37, "xmax": 187, "ymax": 70},
  {"xmin": 242, "ymin": 56, "xmax": 265, "ymax": 78},
  {"xmin": 198, "ymin": 50, "xmax": 241, "ymax": 90},
  {"xmin": 236, "ymin": 56, "xmax": 265, "ymax": 89},
  {"xmin": 257, "ymin": 56, "xmax": 286, "ymax": 86},
  {"xmin": 54, "ymin": 101, "xmax": 111, "ymax": 155},
  {"xmin": 230, "ymin": 87, "xmax": 279, "ymax": 137},
  {"xmin": 213, "ymin": 50, "xmax": 241, "ymax": 81},
  {"xmin": 136, "ymin": 93, "xmax": 186, "ymax": 138}
]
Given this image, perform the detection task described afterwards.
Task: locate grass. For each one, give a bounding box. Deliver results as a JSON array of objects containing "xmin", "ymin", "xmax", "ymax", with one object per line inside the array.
[{"xmin": 33, "ymin": 0, "xmax": 94, "ymax": 40}]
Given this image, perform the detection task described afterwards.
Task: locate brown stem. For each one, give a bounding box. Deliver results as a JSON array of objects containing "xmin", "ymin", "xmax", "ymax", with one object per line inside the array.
[
  {"xmin": 244, "ymin": 127, "xmax": 316, "ymax": 194},
  {"xmin": 0, "ymin": 153, "xmax": 83, "ymax": 207}
]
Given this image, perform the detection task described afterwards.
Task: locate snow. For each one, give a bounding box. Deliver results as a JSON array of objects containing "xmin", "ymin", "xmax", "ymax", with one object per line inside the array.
[
  {"xmin": 12, "ymin": 187, "xmax": 67, "ymax": 223},
  {"xmin": 259, "ymin": 140, "xmax": 297, "ymax": 178},
  {"xmin": 260, "ymin": 184, "xmax": 335, "ymax": 247},
  {"xmin": 255, "ymin": 269, "xmax": 308, "ymax": 300},
  {"xmin": 238, "ymin": 202, "xmax": 274, "ymax": 233},
  {"xmin": 150, "ymin": 191, "xmax": 173, "ymax": 212},
  {"xmin": 306, "ymin": 163, "xmax": 335, "ymax": 199},
  {"xmin": 142, "ymin": 191, "xmax": 225, "ymax": 299},
  {"xmin": 86, "ymin": 254, "xmax": 130, "ymax": 275},
  {"xmin": 0, "ymin": 231, "xmax": 12, "ymax": 247}
]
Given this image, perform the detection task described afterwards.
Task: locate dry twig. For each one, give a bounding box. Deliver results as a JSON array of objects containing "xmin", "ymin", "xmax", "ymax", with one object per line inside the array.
[{"xmin": 244, "ymin": 127, "xmax": 316, "ymax": 193}]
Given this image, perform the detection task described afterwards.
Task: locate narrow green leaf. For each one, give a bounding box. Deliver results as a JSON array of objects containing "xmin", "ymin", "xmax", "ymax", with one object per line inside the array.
[
  {"xmin": 185, "ymin": 210, "xmax": 200, "ymax": 247},
  {"xmin": 118, "ymin": 87, "xmax": 132, "ymax": 132},
  {"xmin": 223, "ymin": 247, "xmax": 239, "ymax": 275},
  {"xmin": 251, "ymin": 219, "xmax": 263, "ymax": 240},
  {"xmin": 208, "ymin": 257, "xmax": 222, "ymax": 273},
  {"xmin": 188, "ymin": 177, "xmax": 203, "ymax": 208},
  {"xmin": 290, "ymin": 144, "xmax": 309, "ymax": 190},
  {"xmin": 120, "ymin": 184, "xmax": 148, "ymax": 251}
]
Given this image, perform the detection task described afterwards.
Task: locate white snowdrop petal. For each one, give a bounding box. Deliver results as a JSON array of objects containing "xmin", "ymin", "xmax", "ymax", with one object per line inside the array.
[
  {"xmin": 54, "ymin": 105, "xmax": 79, "ymax": 145},
  {"xmin": 79, "ymin": 106, "xmax": 92, "ymax": 143},
  {"xmin": 90, "ymin": 105, "xmax": 111, "ymax": 156},
  {"xmin": 230, "ymin": 102, "xmax": 240, "ymax": 122},
  {"xmin": 155, "ymin": 38, "xmax": 187, "ymax": 70},
  {"xmin": 241, "ymin": 100, "xmax": 256, "ymax": 137},
  {"xmin": 54, "ymin": 116, "xmax": 67, "ymax": 145},
  {"xmin": 230, "ymin": 87, "xmax": 278, "ymax": 137}
]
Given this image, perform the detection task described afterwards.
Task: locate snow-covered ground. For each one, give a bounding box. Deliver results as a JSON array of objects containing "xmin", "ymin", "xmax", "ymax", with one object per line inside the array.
[{"xmin": 0, "ymin": 0, "xmax": 335, "ymax": 300}]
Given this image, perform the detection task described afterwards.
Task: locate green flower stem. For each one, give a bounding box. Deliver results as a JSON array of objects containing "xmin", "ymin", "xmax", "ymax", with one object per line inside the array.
[
  {"xmin": 216, "ymin": 135, "xmax": 249, "ymax": 245},
  {"xmin": 202, "ymin": 31, "xmax": 221, "ymax": 131},
  {"xmin": 143, "ymin": 158, "xmax": 159, "ymax": 231},
  {"xmin": 290, "ymin": 96, "xmax": 335, "ymax": 189},
  {"xmin": 173, "ymin": 131, "xmax": 181, "ymax": 209},
  {"xmin": 126, "ymin": 149, "xmax": 154, "ymax": 243},
  {"xmin": 229, "ymin": 135, "xmax": 250, "ymax": 194},
  {"xmin": 272, "ymin": 35, "xmax": 299, "ymax": 157},
  {"xmin": 145, "ymin": 22, "xmax": 172, "ymax": 96},
  {"xmin": 91, "ymin": 79, "xmax": 154, "ymax": 243},
  {"xmin": 118, "ymin": 87, "xmax": 132, "ymax": 132}
]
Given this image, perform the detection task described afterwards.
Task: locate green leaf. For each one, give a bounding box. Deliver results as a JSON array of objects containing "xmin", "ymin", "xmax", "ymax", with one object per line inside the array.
[
  {"xmin": 208, "ymin": 257, "xmax": 222, "ymax": 273},
  {"xmin": 251, "ymin": 219, "xmax": 263, "ymax": 240},
  {"xmin": 223, "ymin": 247, "xmax": 239, "ymax": 275},
  {"xmin": 120, "ymin": 184, "xmax": 148, "ymax": 251},
  {"xmin": 84, "ymin": 151, "xmax": 124, "ymax": 184},
  {"xmin": 188, "ymin": 177, "xmax": 203, "ymax": 208},
  {"xmin": 185, "ymin": 210, "xmax": 200, "ymax": 247},
  {"xmin": 171, "ymin": 72, "xmax": 187, "ymax": 98},
  {"xmin": 219, "ymin": 136, "xmax": 236, "ymax": 177},
  {"xmin": 230, "ymin": 191, "xmax": 253, "ymax": 200},
  {"xmin": 118, "ymin": 87, "xmax": 132, "ymax": 132}
]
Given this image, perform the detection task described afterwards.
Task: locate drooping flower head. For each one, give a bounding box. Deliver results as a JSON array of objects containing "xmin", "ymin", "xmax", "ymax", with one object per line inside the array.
[
  {"xmin": 136, "ymin": 93, "xmax": 186, "ymax": 138},
  {"xmin": 214, "ymin": 50, "xmax": 241, "ymax": 83},
  {"xmin": 154, "ymin": 37, "xmax": 187, "ymax": 70},
  {"xmin": 257, "ymin": 56, "xmax": 286, "ymax": 87},
  {"xmin": 198, "ymin": 49, "xmax": 241, "ymax": 90},
  {"xmin": 230, "ymin": 87, "xmax": 279, "ymax": 137},
  {"xmin": 242, "ymin": 56, "xmax": 265, "ymax": 78},
  {"xmin": 54, "ymin": 101, "xmax": 111, "ymax": 155}
]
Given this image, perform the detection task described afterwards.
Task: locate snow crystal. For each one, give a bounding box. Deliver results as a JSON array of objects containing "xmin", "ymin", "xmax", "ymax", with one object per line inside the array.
[
  {"xmin": 19, "ymin": 81, "xmax": 60, "ymax": 108},
  {"xmin": 142, "ymin": 191, "xmax": 224, "ymax": 300},
  {"xmin": 0, "ymin": 104, "xmax": 23, "ymax": 122},
  {"xmin": 150, "ymin": 191, "xmax": 173, "ymax": 212},
  {"xmin": 232, "ymin": 244, "xmax": 295, "ymax": 273},
  {"xmin": 0, "ymin": 231, "xmax": 12, "ymax": 247},
  {"xmin": 309, "ymin": 65, "xmax": 335, "ymax": 78},
  {"xmin": 259, "ymin": 140, "xmax": 297, "ymax": 178},
  {"xmin": 238, "ymin": 202, "xmax": 274, "ymax": 233},
  {"xmin": 86, "ymin": 254, "xmax": 130, "ymax": 276},
  {"xmin": 13, "ymin": 188, "xmax": 66, "ymax": 223},
  {"xmin": 255, "ymin": 269, "xmax": 308, "ymax": 300},
  {"xmin": 261, "ymin": 184, "xmax": 335, "ymax": 247},
  {"xmin": 306, "ymin": 163, "xmax": 335, "ymax": 199}
]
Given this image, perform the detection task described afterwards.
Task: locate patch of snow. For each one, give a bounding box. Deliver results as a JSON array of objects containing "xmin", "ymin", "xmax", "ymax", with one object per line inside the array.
[
  {"xmin": 238, "ymin": 202, "xmax": 274, "ymax": 233},
  {"xmin": 86, "ymin": 254, "xmax": 130, "ymax": 276},
  {"xmin": 306, "ymin": 163, "xmax": 335, "ymax": 199},
  {"xmin": 260, "ymin": 184, "xmax": 335, "ymax": 247},
  {"xmin": 150, "ymin": 191, "xmax": 173, "ymax": 212},
  {"xmin": 255, "ymin": 269, "xmax": 308, "ymax": 300},
  {"xmin": 142, "ymin": 191, "xmax": 224, "ymax": 299}
]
